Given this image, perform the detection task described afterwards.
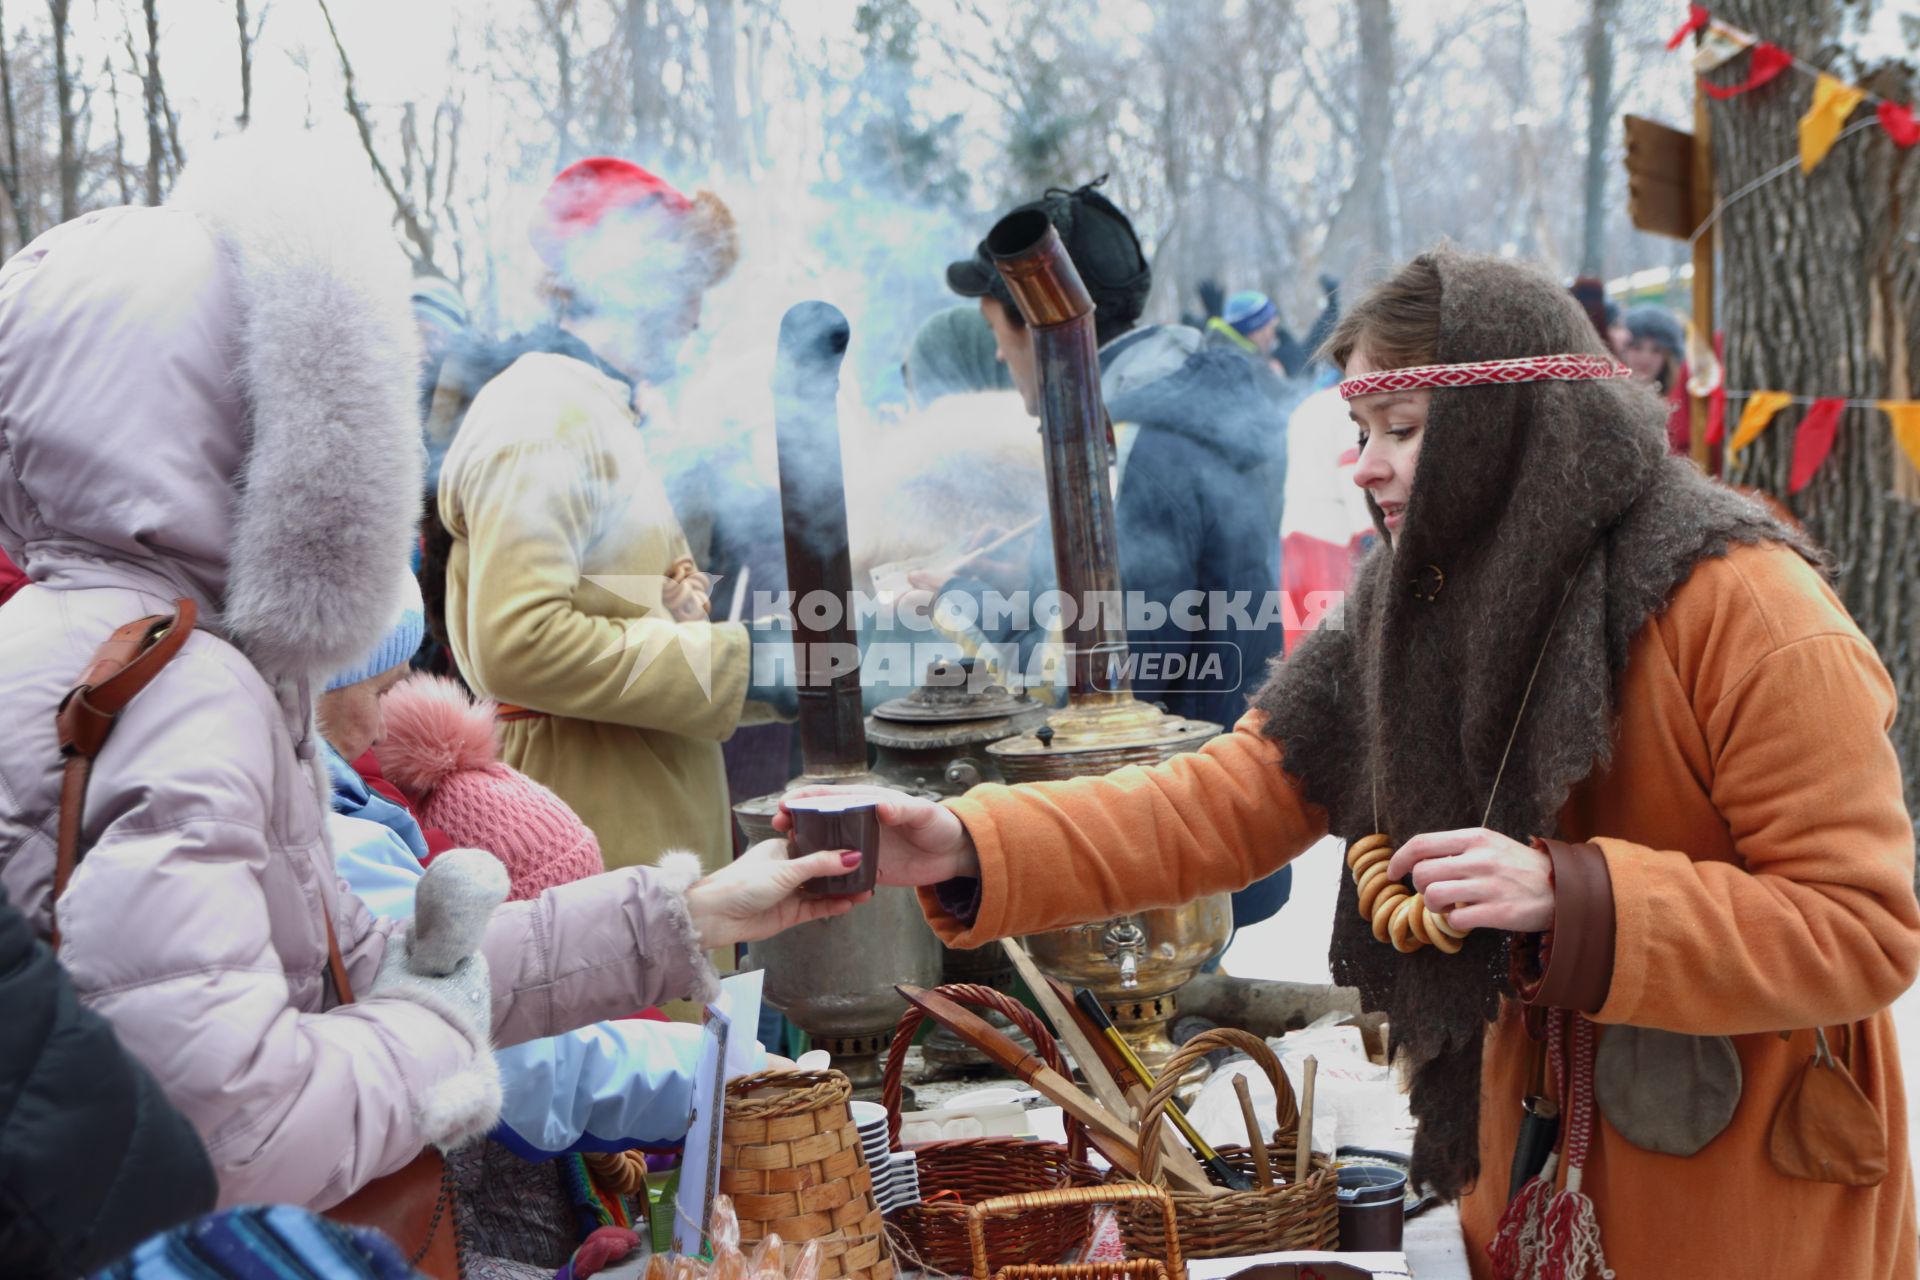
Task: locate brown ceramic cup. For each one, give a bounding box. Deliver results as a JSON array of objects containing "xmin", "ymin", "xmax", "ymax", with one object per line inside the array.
[{"xmin": 784, "ymin": 794, "xmax": 882, "ymax": 898}]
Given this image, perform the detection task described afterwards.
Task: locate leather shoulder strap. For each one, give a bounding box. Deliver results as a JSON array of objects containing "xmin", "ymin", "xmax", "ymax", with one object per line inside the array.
[
  {"xmin": 321, "ymin": 904, "xmax": 357, "ymax": 1006},
  {"xmin": 51, "ymin": 599, "xmax": 197, "ymax": 947}
]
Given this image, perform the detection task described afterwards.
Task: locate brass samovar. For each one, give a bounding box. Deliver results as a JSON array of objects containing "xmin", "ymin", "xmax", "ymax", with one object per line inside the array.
[
  {"xmin": 978, "ymin": 211, "xmax": 1233, "ymax": 1078},
  {"xmin": 737, "ymin": 301, "xmax": 940, "ymax": 1093}
]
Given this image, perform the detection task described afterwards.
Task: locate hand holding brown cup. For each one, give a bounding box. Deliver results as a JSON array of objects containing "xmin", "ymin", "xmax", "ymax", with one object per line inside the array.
[{"xmin": 784, "ymin": 794, "xmax": 882, "ymax": 898}]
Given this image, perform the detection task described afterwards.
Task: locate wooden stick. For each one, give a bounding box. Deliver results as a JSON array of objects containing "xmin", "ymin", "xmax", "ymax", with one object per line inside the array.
[
  {"xmin": 1231, "ymin": 1073, "xmax": 1273, "ymax": 1189},
  {"xmin": 944, "ymin": 516, "xmax": 1041, "ymax": 574},
  {"xmin": 1069, "ymin": 987, "xmax": 1250, "ymax": 1194},
  {"xmin": 997, "ymin": 944, "xmax": 1219, "ymax": 1196},
  {"xmin": 894, "ymin": 984, "xmax": 1143, "ymax": 1165},
  {"xmin": 1688, "ymin": 86, "xmax": 1715, "ymax": 474},
  {"xmin": 999, "ymin": 941, "xmax": 1132, "ymax": 1117},
  {"xmin": 1295, "ymin": 1056, "xmax": 1318, "ymax": 1185}
]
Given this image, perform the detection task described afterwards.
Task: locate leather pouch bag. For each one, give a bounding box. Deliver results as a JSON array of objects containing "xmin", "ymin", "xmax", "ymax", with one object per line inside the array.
[
  {"xmin": 50, "ymin": 602, "xmax": 461, "ymax": 1278},
  {"xmin": 1593, "ymin": 1025, "xmax": 1741, "ymax": 1156},
  {"xmin": 1769, "ymin": 1026, "xmax": 1888, "ymax": 1187}
]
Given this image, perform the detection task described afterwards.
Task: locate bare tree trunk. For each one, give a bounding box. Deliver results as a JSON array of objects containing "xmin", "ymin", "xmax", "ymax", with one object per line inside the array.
[
  {"xmin": 742, "ymin": 0, "xmax": 768, "ymax": 168},
  {"xmin": 163, "ymin": 84, "xmax": 185, "ymax": 177},
  {"xmin": 1326, "ymin": 0, "xmax": 1395, "ymax": 275},
  {"xmin": 143, "ymin": 0, "xmax": 164, "ymax": 204},
  {"xmin": 627, "ymin": 0, "xmax": 658, "ymax": 155},
  {"xmin": 0, "ymin": 0, "xmax": 30, "ymax": 249},
  {"xmin": 705, "ymin": 0, "xmax": 743, "ymax": 175},
  {"xmin": 1714, "ymin": 0, "xmax": 1920, "ymax": 818},
  {"xmin": 539, "ymin": 0, "xmax": 577, "ymax": 158},
  {"xmin": 1579, "ymin": 0, "xmax": 1618, "ymax": 277},
  {"xmin": 49, "ymin": 0, "xmax": 77, "ymax": 222},
  {"xmin": 1357, "ymin": 0, "xmax": 1395, "ymax": 261},
  {"xmin": 235, "ymin": 0, "xmax": 253, "ymax": 128},
  {"xmin": 108, "ymin": 56, "xmax": 131, "ymax": 205}
]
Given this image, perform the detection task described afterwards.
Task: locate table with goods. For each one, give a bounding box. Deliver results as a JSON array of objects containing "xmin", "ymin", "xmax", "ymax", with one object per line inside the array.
[{"xmin": 624, "ymin": 959, "xmax": 1470, "ymax": 1280}]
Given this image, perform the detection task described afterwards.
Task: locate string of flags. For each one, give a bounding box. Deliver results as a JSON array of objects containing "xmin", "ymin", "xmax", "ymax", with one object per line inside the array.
[
  {"xmin": 1667, "ymin": 5, "xmax": 1918, "ymax": 172},
  {"xmin": 1666, "ymin": 7, "xmax": 1919, "ymax": 495},
  {"xmin": 1714, "ymin": 392, "xmax": 1920, "ymax": 494}
]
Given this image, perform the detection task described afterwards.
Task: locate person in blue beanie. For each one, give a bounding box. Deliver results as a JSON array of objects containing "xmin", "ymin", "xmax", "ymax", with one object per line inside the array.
[{"xmin": 1207, "ymin": 289, "xmax": 1283, "ymax": 368}]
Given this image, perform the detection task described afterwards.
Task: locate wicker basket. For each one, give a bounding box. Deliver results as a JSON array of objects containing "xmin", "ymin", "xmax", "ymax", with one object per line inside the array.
[
  {"xmin": 722, "ymin": 1069, "xmax": 893, "ymax": 1280},
  {"xmin": 1109, "ymin": 1029, "xmax": 1338, "ymax": 1259},
  {"xmin": 967, "ymin": 1184, "xmax": 1186, "ymax": 1280},
  {"xmin": 880, "ymin": 984, "xmax": 1101, "ymax": 1275}
]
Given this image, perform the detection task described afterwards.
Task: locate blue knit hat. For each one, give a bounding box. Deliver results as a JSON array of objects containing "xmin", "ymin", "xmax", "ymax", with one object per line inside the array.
[
  {"xmin": 326, "ymin": 573, "xmax": 425, "ymax": 691},
  {"xmin": 411, "ymin": 274, "xmax": 468, "ymax": 341},
  {"xmin": 1222, "ymin": 290, "xmax": 1278, "ymax": 336}
]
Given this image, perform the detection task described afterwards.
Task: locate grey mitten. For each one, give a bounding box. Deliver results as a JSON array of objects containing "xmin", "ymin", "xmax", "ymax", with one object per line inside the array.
[{"xmin": 367, "ymin": 848, "xmax": 510, "ymax": 1150}]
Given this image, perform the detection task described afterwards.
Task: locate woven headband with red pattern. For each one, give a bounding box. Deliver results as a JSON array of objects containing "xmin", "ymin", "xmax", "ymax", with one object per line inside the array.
[{"xmin": 1338, "ymin": 353, "xmax": 1633, "ymax": 400}]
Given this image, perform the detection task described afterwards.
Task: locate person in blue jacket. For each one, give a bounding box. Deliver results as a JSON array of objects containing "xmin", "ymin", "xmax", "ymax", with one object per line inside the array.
[{"xmin": 935, "ymin": 179, "xmax": 1291, "ymax": 931}]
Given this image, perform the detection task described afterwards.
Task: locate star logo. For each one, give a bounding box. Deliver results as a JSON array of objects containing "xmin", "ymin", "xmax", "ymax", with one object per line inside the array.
[{"xmin": 583, "ymin": 574, "xmax": 725, "ymax": 702}]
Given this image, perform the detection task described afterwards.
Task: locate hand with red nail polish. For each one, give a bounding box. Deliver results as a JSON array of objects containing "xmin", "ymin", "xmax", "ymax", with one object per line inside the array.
[
  {"xmin": 682, "ymin": 838, "xmax": 872, "ymax": 947},
  {"xmin": 773, "ymin": 785, "xmax": 980, "ymax": 887}
]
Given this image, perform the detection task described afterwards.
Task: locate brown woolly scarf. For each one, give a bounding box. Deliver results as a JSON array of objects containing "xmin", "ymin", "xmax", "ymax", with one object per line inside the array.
[{"xmin": 1250, "ymin": 249, "xmax": 1816, "ymax": 1201}]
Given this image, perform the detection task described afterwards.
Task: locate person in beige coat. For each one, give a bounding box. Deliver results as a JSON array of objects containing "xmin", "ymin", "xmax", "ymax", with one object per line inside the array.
[{"xmin": 441, "ymin": 160, "xmax": 791, "ymax": 904}]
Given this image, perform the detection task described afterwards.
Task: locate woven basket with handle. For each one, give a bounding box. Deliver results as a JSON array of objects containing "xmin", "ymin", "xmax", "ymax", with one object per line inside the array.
[
  {"xmin": 722, "ymin": 1069, "xmax": 894, "ymax": 1280},
  {"xmin": 1108, "ymin": 1028, "xmax": 1338, "ymax": 1259},
  {"xmin": 967, "ymin": 1183, "xmax": 1186, "ymax": 1280},
  {"xmin": 880, "ymin": 984, "xmax": 1101, "ymax": 1274}
]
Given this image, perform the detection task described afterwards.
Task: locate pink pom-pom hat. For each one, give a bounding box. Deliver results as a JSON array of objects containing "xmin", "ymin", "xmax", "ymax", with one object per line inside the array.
[{"xmin": 377, "ymin": 674, "xmax": 604, "ymax": 900}]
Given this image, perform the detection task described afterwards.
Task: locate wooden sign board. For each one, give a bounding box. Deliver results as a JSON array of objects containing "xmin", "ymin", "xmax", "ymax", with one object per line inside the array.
[{"xmin": 1624, "ymin": 114, "xmax": 1699, "ymax": 240}]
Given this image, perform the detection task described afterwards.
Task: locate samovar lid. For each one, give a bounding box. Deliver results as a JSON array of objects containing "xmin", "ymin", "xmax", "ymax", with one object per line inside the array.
[{"xmin": 870, "ymin": 657, "xmax": 1036, "ymax": 725}]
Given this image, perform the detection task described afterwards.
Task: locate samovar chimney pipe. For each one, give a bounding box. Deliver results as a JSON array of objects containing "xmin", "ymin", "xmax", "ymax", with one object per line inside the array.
[
  {"xmin": 772, "ymin": 300, "xmax": 866, "ymax": 777},
  {"xmin": 987, "ymin": 213, "xmax": 1130, "ymax": 705}
]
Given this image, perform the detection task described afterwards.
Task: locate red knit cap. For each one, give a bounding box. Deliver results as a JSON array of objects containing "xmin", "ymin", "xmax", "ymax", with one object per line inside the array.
[
  {"xmin": 533, "ymin": 157, "xmax": 691, "ymax": 270},
  {"xmin": 532, "ymin": 157, "xmax": 739, "ymax": 286},
  {"xmin": 375, "ymin": 675, "xmax": 603, "ymax": 900}
]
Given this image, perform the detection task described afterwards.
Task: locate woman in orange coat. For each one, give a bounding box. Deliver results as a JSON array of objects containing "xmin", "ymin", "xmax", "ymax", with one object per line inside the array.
[{"xmin": 786, "ymin": 250, "xmax": 1920, "ymax": 1279}]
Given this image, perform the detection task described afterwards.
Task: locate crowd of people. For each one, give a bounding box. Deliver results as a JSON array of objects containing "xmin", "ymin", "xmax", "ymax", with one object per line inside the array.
[{"xmin": 0, "ymin": 124, "xmax": 1913, "ymax": 1280}]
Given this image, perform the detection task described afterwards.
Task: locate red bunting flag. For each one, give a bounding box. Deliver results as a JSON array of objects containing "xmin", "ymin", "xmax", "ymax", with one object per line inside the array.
[
  {"xmin": 1701, "ymin": 42, "xmax": 1792, "ymax": 99},
  {"xmin": 1707, "ymin": 379, "xmax": 1728, "ymax": 447},
  {"xmin": 1667, "ymin": 4, "xmax": 1710, "ymax": 50},
  {"xmin": 1879, "ymin": 101, "xmax": 1920, "ymax": 148},
  {"xmin": 1788, "ymin": 397, "xmax": 1845, "ymax": 493}
]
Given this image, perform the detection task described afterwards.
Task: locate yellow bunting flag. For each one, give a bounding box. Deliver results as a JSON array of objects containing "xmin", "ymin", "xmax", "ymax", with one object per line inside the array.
[
  {"xmin": 1800, "ymin": 73, "xmax": 1868, "ymax": 172},
  {"xmin": 1730, "ymin": 391, "xmax": 1792, "ymax": 457},
  {"xmin": 1881, "ymin": 401, "xmax": 1920, "ymax": 476}
]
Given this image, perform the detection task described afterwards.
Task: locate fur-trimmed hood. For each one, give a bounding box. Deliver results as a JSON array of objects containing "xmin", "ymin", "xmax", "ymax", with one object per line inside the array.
[{"xmin": 0, "ymin": 134, "xmax": 423, "ymax": 681}]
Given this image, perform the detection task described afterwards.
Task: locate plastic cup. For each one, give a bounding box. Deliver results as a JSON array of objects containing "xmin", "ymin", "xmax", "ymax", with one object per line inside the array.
[
  {"xmin": 785, "ymin": 794, "xmax": 881, "ymax": 897},
  {"xmin": 1336, "ymin": 1165, "xmax": 1407, "ymax": 1252}
]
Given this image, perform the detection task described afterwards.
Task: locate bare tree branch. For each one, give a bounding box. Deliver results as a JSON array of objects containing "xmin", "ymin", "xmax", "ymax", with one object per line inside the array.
[
  {"xmin": 315, "ymin": 0, "xmax": 436, "ymax": 270},
  {"xmin": 141, "ymin": 0, "xmax": 164, "ymax": 203},
  {"xmin": 1294, "ymin": 41, "xmax": 1358, "ymax": 143},
  {"xmin": 105, "ymin": 55, "xmax": 130, "ymax": 205},
  {"xmin": 0, "ymin": 0, "xmax": 31, "ymax": 248},
  {"xmin": 48, "ymin": 0, "xmax": 78, "ymax": 221},
  {"xmin": 235, "ymin": 0, "xmax": 268, "ymax": 129}
]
